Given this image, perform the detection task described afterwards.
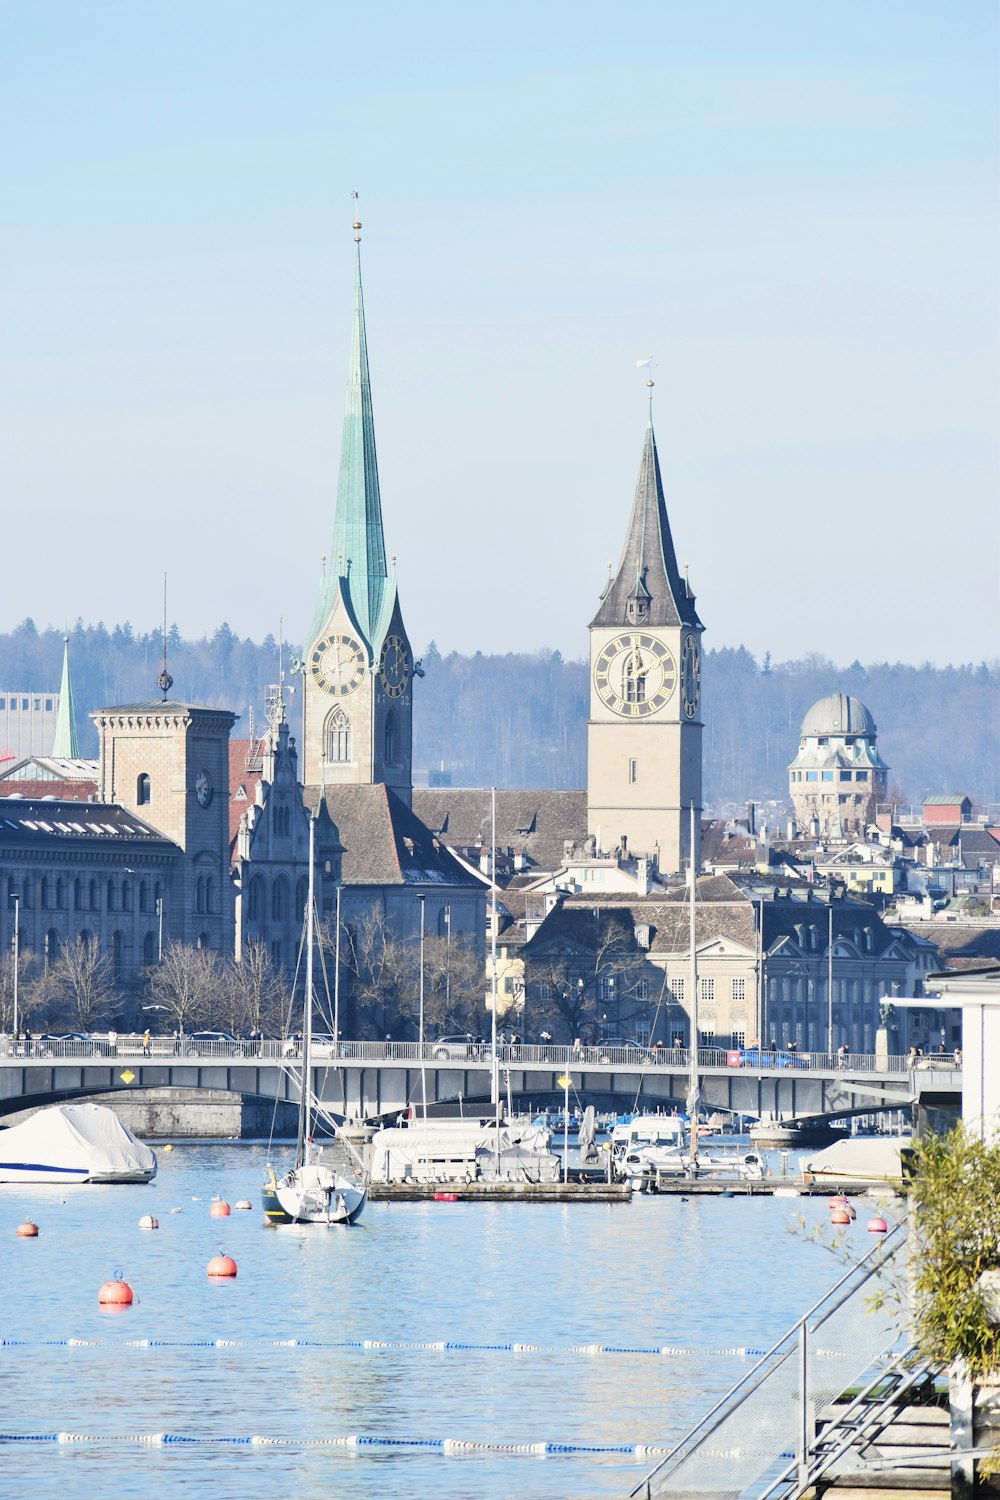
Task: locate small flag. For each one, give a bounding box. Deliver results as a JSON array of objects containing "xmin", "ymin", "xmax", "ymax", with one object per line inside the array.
[{"xmin": 636, "ymin": 357, "xmax": 653, "ymax": 370}]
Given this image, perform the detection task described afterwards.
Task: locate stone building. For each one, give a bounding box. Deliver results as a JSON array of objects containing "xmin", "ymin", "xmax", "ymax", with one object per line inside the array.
[
  {"xmin": 587, "ymin": 411, "xmax": 704, "ymax": 874},
  {"xmin": 520, "ymin": 875, "xmax": 936, "ymax": 1055},
  {"xmin": 788, "ymin": 693, "xmax": 889, "ymax": 839}
]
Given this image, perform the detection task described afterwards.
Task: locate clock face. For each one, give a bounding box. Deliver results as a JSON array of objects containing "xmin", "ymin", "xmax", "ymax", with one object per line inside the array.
[
  {"xmin": 310, "ymin": 633, "xmax": 366, "ymax": 696},
  {"xmin": 194, "ymin": 769, "xmax": 213, "ymax": 808},
  {"xmin": 681, "ymin": 633, "xmax": 701, "ymax": 720},
  {"xmin": 378, "ymin": 634, "xmax": 410, "ymax": 698},
  {"xmin": 594, "ymin": 632, "xmax": 677, "ymax": 717}
]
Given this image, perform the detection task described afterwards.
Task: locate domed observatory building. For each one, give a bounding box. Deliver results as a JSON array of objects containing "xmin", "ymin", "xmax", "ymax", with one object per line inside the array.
[{"xmin": 788, "ymin": 693, "xmax": 889, "ymax": 839}]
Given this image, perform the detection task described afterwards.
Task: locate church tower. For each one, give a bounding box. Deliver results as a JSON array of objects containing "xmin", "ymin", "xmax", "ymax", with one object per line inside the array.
[
  {"xmin": 587, "ymin": 408, "xmax": 703, "ymax": 874},
  {"xmin": 301, "ymin": 212, "xmax": 415, "ymax": 806}
]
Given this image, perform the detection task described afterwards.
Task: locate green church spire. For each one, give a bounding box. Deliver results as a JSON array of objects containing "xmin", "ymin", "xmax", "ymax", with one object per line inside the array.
[
  {"xmin": 309, "ymin": 207, "xmax": 391, "ymax": 654},
  {"xmin": 51, "ymin": 635, "xmax": 79, "ymax": 758}
]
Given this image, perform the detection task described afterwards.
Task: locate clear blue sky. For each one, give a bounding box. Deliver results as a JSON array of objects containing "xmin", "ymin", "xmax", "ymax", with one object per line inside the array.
[{"xmin": 2, "ymin": 1, "xmax": 997, "ymax": 668}]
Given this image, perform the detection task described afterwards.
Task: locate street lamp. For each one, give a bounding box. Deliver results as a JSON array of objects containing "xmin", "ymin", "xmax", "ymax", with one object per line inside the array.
[{"xmin": 9, "ymin": 893, "xmax": 19, "ymax": 1039}]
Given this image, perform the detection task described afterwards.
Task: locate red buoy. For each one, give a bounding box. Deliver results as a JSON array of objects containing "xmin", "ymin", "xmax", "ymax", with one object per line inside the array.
[
  {"xmin": 99, "ymin": 1278, "xmax": 134, "ymax": 1306},
  {"xmin": 15, "ymin": 1220, "xmax": 39, "ymax": 1238},
  {"xmin": 138, "ymin": 1214, "xmax": 159, "ymax": 1230},
  {"xmin": 207, "ymin": 1253, "xmax": 238, "ymax": 1278},
  {"xmin": 210, "ymin": 1200, "xmax": 231, "ymax": 1218},
  {"xmin": 433, "ymin": 1192, "xmax": 459, "ymax": 1202},
  {"xmin": 830, "ymin": 1207, "xmax": 851, "ymax": 1226},
  {"xmin": 867, "ymin": 1215, "xmax": 889, "ymax": 1234}
]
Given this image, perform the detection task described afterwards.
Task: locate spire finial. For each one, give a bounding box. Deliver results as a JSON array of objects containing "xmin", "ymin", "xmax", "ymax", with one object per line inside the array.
[
  {"xmin": 352, "ymin": 188, "xmax": 361, "ymax": 244},
  {"xmin": 157, "ymin": 572, "xmax": 173, "ymax": 701}
]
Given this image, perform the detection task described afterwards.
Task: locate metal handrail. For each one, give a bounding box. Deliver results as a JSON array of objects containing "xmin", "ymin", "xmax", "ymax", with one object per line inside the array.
[{"xmin": 631, "ymin": 1223, "xmax": 906, "ymax": 1499}]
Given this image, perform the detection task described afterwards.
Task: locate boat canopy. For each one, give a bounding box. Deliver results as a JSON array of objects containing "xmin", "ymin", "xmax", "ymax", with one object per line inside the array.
[{"xmin": 0, "ymin": 1103, "xmax": 157, "ymax": 1183}]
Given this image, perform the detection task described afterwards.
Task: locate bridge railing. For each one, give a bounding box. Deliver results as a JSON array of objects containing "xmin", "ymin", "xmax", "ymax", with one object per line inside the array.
[{"xmin": 0, "ymin": 1034, "xmax": 916, "ymax": 1074}]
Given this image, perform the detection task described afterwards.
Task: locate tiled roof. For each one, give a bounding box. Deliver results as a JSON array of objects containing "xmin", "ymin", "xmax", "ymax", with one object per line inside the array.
[
  {"xmin": 0, "ymin": 797, "xmax": 178, "ymax": 849},
  {"xmin": 895, "ymin": 921, "xmax": 1000, "ymax": 965},
  {"xmin": 304, "ymin": 784, "xmax": 483, "ymax": 891},
  {"xmin": 228, "ymin": 739, "xmax": 263, "ymax": 849},
  {"xmin": 412, "ymin": 788, "xmax": 587, "ymax": 873}
]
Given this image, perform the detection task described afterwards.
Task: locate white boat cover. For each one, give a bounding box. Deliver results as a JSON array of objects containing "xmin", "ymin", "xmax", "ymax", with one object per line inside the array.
[
  {"xmin": 801, "ymin": 1135, "xmax": 907, "ymax": 1183},
  {"xmin": 0, "ymin": 1103, "xmax": 157, "ymax": 1183}
]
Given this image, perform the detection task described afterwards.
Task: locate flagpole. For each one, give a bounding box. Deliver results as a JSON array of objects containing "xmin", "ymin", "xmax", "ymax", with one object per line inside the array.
[{"xmin": 687, "ymin": 801, "xmax": 700, "ymax": 1171}]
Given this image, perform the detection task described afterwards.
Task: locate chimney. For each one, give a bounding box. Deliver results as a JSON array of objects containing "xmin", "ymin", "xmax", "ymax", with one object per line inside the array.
[{"xmin": 747, "ymin": 802, "xmax": 756, "ymax": 837}]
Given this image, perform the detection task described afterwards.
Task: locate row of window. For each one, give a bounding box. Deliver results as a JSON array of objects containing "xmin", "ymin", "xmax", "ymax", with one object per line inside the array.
[
  {"xmin": 246, "ymin": 874, "xmax": 309, "ymax": 925},
  {"xmin": 14, "ymin": 927, "xmax": 210, "ymax": 977},
  {"xmin": 792, "ymin": 770, "xmax": 870, "ymax": 783},
  {"xmin": 0, "ymin": 697, "xmax": 54, "ymax": 712},
  {"xmin": 6, "ymin": 874, "xmax": 164, "ymax": 913}
]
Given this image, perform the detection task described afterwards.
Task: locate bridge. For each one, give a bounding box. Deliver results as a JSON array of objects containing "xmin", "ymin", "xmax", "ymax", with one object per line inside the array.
[{"xmin": 0, "ymin": 1038, "xmax": 958, "ymax": 1128}]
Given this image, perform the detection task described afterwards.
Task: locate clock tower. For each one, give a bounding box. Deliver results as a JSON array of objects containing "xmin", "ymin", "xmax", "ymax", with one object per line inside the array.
[
  {"xmin": 301, "ymin": 217, "xmax": 415, "ymax": 805},
  {"xmin": 587, "ymin": 413, "xmax": 703, "ymax": 874}
]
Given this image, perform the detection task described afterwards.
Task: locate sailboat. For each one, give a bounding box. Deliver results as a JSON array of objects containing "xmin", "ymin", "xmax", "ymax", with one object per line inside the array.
[{"xmin": 261, "ymin": 815, "xmax": 368, "ymax": 1226}]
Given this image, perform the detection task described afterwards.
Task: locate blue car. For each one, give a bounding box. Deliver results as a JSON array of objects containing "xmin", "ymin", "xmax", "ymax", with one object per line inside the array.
[{"xmin": 739, "ymin": 1047, "xmax": 809, "ymax": 1070}]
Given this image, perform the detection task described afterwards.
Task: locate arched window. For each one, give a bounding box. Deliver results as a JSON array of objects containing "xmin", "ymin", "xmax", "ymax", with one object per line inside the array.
[
  {"xmin": 45, "ymin": 928, "xmax": 60, "ymax": 966},
  {"xmin": 136, "ymin": 773, "xmax": 151, "ymax": 806},
  {"xmin": 40, "ymin": 877, "xmax": 49, "ymax": 910},
  {"xmin": 272, "ymin": 877, "xmax": 287, "ymax": 923},
  {"xmin": 248, "ymin": 875, "xmax": 264, "ymax": 924},
  {"xmin": 55, "ymin": 878, "xmax": 65, "ymax": 910},
  {"xmin": 139, "ymin": 879, "xmax": 148, "ymax": 913},
  {"xmin": 142, "ymin": 931, "xmax": 157, "ymax": 966},
  {"xmin": 78, "ymin": 928, "xmax": 94, "ymax": 951},
  {"xmin": 73, "ymin": 877, "xmax": 83, "ymax": 911},
  {"xmin": 121, "ymin": 879, "xmax": 132, "ymax": 912},
  {"xmin": 196, "ymin": 876, "xmax": 206, "ymax": 914},
  {"xmin": 206, "ymin": 877, "xmax": 215, "ymax": 914},
  {"xmin": 624, "ymin": 656, "xmax": 646, "ymax": 704},
  {"xmin": 107, "ymin": 879, "xmax": 117, "ymax": 913},
  {"xmin": 384, "ymin": 710, "xmax": 398, "ymax": 766},
  {"xmin": 111, "ymin": 930, "xmax": 124, "ymax": 980},
  {"xmin": 326, "ymin": 707, "xmax": 351, "ymax": 764},
  {"xmin": 22, "ymin": 877, "xmax": 33, "ymax": 907},
  {"xmin": 295, "ymin": 877, "xmax": 308, "ymax": 924},
  {"xmin": 89, "ymin": 879, "xmax": 98, "ymax": 911}
]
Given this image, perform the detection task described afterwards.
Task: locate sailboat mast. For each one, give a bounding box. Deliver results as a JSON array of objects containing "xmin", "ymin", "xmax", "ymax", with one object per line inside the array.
[
  {"xmin": 297, "ymin": 813, "xmax": 316, "ymax": 1168},
  {"xmin": 688, "ymin": 800, "xmax": 699, "ymax": 1169}
]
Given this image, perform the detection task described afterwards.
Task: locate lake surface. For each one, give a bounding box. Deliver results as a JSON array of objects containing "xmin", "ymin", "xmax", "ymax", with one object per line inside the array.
[{"xmin": 0, "ymin": 1141, "xmax": 888, "ymax": 1499}]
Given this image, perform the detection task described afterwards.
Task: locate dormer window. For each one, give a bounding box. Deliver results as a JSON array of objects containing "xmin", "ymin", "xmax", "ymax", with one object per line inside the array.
[{"xmin": 625, "ymin": 598, "xmax": 648, "ymax": 623}]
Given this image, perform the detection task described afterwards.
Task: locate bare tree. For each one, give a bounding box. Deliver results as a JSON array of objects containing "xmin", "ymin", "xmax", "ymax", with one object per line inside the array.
[
  {"xmin": 421, "ymin": 934, "xmax": 485, "ymax": 1035},
  {"xmin": 338, "ymin": 911, "xmax": 419, "ymax": 1040},
  {"xmin": 148, "ymin": 944, "xmax": 220, "ymax": 1035},
  {"xmin": 224, "ymin": 941, "xmax": 292, "ymax": 1038},
  {"xmin": 48, "ymin": 938, "xmax": 116, "ymax": 1032},
  {"xmin": 0, "ymin": 950, "xmax": 42, "ymax": 1034}
]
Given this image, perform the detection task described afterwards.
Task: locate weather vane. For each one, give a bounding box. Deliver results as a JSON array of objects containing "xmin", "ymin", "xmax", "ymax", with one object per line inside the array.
[{"xmin": 352, "ymin": 188, "xmax": 361, "ymax": 244}]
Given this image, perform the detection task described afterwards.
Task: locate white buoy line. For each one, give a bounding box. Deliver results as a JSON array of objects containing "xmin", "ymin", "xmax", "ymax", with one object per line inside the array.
[
  {"xmin": 0, "ymin": 1430, "xmax": 675, "ymax": 1457},
  {"xmin": 0, "ymin": 1336, "xmax": 767, "ymax": 1359}
]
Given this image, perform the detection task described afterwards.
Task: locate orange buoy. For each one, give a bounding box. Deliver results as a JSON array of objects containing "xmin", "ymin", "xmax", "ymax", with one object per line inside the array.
[
  {"xmin": 138, "ymin": 1214, "xmax": 159, "ymax": 1230},
  {"xmin": 207, "ymin": 1253, "xmax": 238, "ymax": 1278},
  {"xmin": 16, "ymin": 1220, "xmax": 39, "ymax": 1238},
  {"xmin": 233, "ymin": 1199, "xmax": 253, "ymax": 1211},
  {"xmin": 433, "ymin": 1192, "xmax": 459, "ymax": 1202},
  {"xmin": 210, "ymin": 1200, "xmax": 231, "ymax": 1218},
  {"xmin": 867, "ymin": 1215, "xmax": 889, "ymax": 1234},
  {"xmin": 99, "ymin": 1278, "xmax": 134, "ymax": 1306},
  {"xmin": 830, "ymin": 1206, "xmax": 851, "ymax": 1226}
]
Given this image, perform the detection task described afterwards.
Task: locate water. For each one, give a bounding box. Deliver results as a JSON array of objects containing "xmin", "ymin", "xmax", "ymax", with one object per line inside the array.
[{"xmin": 0, "ymin": 1142, "xmax": 874, "ymax": 1498}]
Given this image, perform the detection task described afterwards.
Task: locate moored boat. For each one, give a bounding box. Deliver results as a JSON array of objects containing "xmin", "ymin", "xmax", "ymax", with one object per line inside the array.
[{"xmin": 0, "ymin": 1102, "xmax": 157, "ymax": 1185}]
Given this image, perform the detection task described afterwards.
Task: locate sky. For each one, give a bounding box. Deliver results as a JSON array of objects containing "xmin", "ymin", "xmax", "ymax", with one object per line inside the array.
[{"xmin": 2, "ymin": 1, "xmax": 997, "ymax": 669}]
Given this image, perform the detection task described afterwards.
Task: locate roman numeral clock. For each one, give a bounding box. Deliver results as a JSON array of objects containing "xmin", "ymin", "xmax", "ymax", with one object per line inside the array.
[{"xmin": 593, "ymin": 632, "xmax": 677, "ymax": 717}]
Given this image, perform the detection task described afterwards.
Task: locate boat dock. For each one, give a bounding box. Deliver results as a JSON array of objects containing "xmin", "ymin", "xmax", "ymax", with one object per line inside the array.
[{"xmin": 368, "ymin": 1177, "xmax": 897, "ymax": 1202}]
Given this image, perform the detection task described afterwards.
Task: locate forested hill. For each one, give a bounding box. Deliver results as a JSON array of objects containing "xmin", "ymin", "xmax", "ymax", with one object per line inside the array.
[{"xmin": 2, "ymin": 619, "xmax": 997, "ymax": 811}]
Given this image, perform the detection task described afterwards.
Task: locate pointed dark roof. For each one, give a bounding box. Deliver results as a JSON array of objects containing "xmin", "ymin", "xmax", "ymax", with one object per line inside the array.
[
  {"xmin": 591, "ymin": 422, "xmax": 701, "ymax": 630},
  {"xmin": 303, "ymin": 783, "xmax": 483, "ymax": 890}
]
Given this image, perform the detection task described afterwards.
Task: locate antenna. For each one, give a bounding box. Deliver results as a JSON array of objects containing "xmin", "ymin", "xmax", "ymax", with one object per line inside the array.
[{"xmin": 157, "ymin": 573, "xmax": 173, "ymax": 701}]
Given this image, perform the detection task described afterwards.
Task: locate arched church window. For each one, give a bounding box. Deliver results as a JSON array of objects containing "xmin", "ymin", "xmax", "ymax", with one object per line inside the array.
[
  {"xmin": 143, "ymin": 931, "xmax": 157, "ymax": 966},
  {"xmin": 624, "ymin": 657, "xmax": 646, "ymax": 704},
  {"xmin": 40, "ymin": 877, "xmax": 50, "ymax": 910},
  {"xmin": 45, "ymin": 928, "xmax": 60, "ymax": 966},
  {"xmin": 385, "ymin": 710, "xmax": 398, "ymax": 766},
  {"xmin": 248, "ymin": 876, "xmax": 264, "ymax": 924},
  {"xmin": 136, "ymin": 773, "xmax": 151, "ymax": 806},
  {"xmin": 206, "ymin": 877, "xmax": 215, "ymax": 914},
  {"xmin": 111, "ymin": 930, "xmax": 124, "ymax": 980},
  {"xmin": 326, "ymin": 708, "xmax": 351, "ymax": 764},
  {"xmin": 272, "ymin": 877, "xmax": 287, "ymax": 923},
  {"xmin": 89, "ymin": 879, "xmax": 98, "ymax": 911},
  {"xmin": 295, "ymin": 877, "xmax": 308, "ymax": 924}
]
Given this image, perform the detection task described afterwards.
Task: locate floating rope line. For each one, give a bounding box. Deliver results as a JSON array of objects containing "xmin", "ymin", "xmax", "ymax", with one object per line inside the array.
[
  {"xmin": 0, "ymin": 1430, "xmax": 674, "ymax": 1456},
  {"xmin": 0, "ymin": 1336, "xmax": 768, "ymax": 1359}
]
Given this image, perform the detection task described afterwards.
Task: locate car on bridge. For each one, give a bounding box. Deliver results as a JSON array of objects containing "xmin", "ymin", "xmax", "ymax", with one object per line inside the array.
[
  {"xmin": 738, "ymin": 1047, "xmax": 809, "ymax": 1070},
  {"xmin": 431, "ymin": 1035, "xmax": 478, "ymax": 1060},
  {"xmin": 182, "ymin": 1030, "xmax": 247, "ymax": 1057},
  {"xmin": 283, "ymin": 1034, "xmax": 340, "ymax": 1059},
  {"xmin": 36, "ymin": 1032, "xmax": 105, "ymax": 1057}
]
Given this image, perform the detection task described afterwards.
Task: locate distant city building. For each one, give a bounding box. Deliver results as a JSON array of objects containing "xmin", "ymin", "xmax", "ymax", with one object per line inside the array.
[
  {"xmin": 0, "ymin": 690, "xmax": 60, "ymax": 766},
  {"xmin": 788, "ymin": 693, "xmax": 889, "ymax": 839}
]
